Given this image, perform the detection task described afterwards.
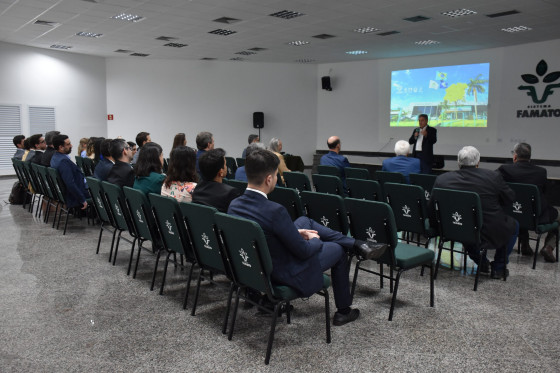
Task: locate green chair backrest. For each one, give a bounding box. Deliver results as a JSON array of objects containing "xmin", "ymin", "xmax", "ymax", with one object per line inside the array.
[
  {"xmin": 82, "ymin": 157, "xmax": 95, "ymax": 177},
  {"xmin": 214, "ymin": 212, "xmax": 274, "ymax": 297},
  {"xmin": 384, "ymin": 182, "xmax": 429, "ymax": 234},
  {"xmin": 268, "ymin": 186, "xmax": 305, "ymax": 221},
  {"xmin": 123, "ymin": 186, "xmax": 157, "ymax": 242},
  {"xmin": 179, "ymin": 202, "xmax": 225, "ymax": 274},
  {"xmin": 236, "ymin": 157, "xmax": 245, "ymax": 167},
  {"xmin": 374, "ymin": 170, "xmax": 406, "ymax": 185},
  {"xmin": 347, "ymin": 178, "xmax": 381, "ymax": 201},
  {"xmin": 300, "ymin": 191, "xmax": 348, "ymax": 235},
  {"xmin": 86, "ymin": 176, "xmax": 113, "ymax": 224},
  {"xmin": 225, "ymin": 157, "xmax": 238, "ymax": 179},
  {"xmin": 410, "ymin": 173, "xmax": 437, "ymax": 201},
  {"xmin": 317, "ymin": 165, "xmax": 341, "ymax": 177},
  {"xmin": 12, "ymin": 159, "xmax": 26, "ymax": 185},
  {"xmin": 22, "ymin": 161, "xmax": 40, "ymax": 192},
  {"xmin": 344, "ymin": 198, "xmax": 397, "ymax": 266},
  {"xmin": 224, "ymin": 178, "xmax": 247, "ymax": 193},
  {"xmin": 283, "ymin": 171, "xmax": 312, "ymax": 194},
  {"xmin": 431, "ymin": 188, "xmax": 482, "ymax": 246},
  {"xmin": 31, "ymin": 163, "xmax": 50, "ymax": 197},
  {"xmin": 149, "ymin": 193, "xmax": 194, "ymax": 259},
  {"xmin": 47, "ymin": 167, "xmax": 67, "ymax": 204},
  {"xmin": 27, "ymin": 162, "xmax": 45, "ymax": 195},
  {"xmin": 312, "ymin": 174, "xmax": 345, "ymax": 196},
  {"xmin": 505, "ymin": 182, "xmax": 540, "ymax": 231},
  {"xmin": 346, "ymin": 167, "xmax": 370, "ymax": 180},
  {"xmin": 102, "ymin": 181, "xmax": 133, "ymax": 232},
  {"xmin": 75, "ymin": 156, "xmax": 85, "ymax": 175}
]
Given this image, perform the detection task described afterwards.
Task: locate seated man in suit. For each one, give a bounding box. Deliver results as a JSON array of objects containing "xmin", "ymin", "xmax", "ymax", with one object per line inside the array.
[
  {"xmin": 497, "ymin": 143, "xmax": 559, "ymax": 261},
  {"xmin": 429, "ymin": 146, "xmax": 518, "ymax": 279},
  {"xmin": 107, "ymin": 139, "xmax": 135, "ymax": 188},
  {"xmin": 192, "ymin": 148, "xmax": 241, "ymax": 213},
  {"xmin": 381, "ymin": 140, "xmax": 421, "ymax": 183},
  {"xmin": 228, "ymin": 148, "xmax": 388, "ymax": 326},
  {"xmin": 13, "ymin": 135, "xmax": 25, "ymax": 160},
  {"xmin": 50, "ymin": 134, "xmax": 90, "ymax": 210},
  {"xmin": 93, "ymin": 138, "xmax": 114, "ymax": 181},
  {"xmin": 40, "ymin": 130, "xmax": 60, "ymax": 167},
  {"xmin": 320, "ymin": 136, "xmax": 349, "ymax": 188},
  {"xmin": 235, "ymin": 142, "xmax": 266, "ymax": 182},
  {"xmin": 241, "ymin": 133, "xmax": 259, "ymax": 159},
  {"xmin": 195, "ymin": 131, "xmax": 214, "ymax": 178}
]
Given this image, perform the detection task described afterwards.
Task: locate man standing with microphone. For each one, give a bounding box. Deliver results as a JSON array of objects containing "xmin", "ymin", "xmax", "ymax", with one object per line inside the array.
[{"xmin": 409, "ymin": 114, "xmax": 437, "ymax": 174}]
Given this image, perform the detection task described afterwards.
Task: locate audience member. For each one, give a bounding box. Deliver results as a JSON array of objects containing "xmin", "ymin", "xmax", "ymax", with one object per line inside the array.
[
  {"xmin": 22, "ymin": 138, "xmax": 34, "ymax": 161},
  {"xmin": 235, "ymin": 142, "xmax": 265, "ymax": 181},
  {"xmin": 228, "ymin": 148, "xmax": 388, "ymax": 326},
  {"xmin": 92, "ymin": 137, "xmax": 105, "ymax": 165},
  {"xmin": 12, "ymin": 135, "xmax": 25, "ymax": 160},
  {"xmin": 106, "ymin": 139, "xmax": 135, "ymax": 188},
  {"xmin": 93, "ymin": 138, "xmax": 114, "ymax": 181},
  {"xmin": 50, "ymin": 134, "xmax": 89, "ymax": 210},
  {"xmin": 429, "ymin": 146, "xmax": 518, "ymax": 279},
  {"xmin": 195, "ymin": 131, "xmax": 214, "ymax": 177},
  {"xmin": 381, "ymin": 140, "xmax": 421, "ymax": 183},
  {"xmin": 320, "ymin": 136, "xmax": 350, "ymax": 188},
  {"xmin": 241, "ymin": 134, "xmax": 259, "ymax": 158},
  {"xmin": 28, "ymin": 134, "xmax": 47, "ymax": 164},
  {"xmin": 127, "ymin": 141, "xmax": 137, "ymax": 159},
  {"xmin": 161, "ymin": 146, "xmax": 198, "ymax": 202},
  {"xmin": 192, "ymin": 148, "xmax": 240, "ymax": 212},
  {"xmin": 268, "ymin": 138, "xmax": 290, "ymax": 182},
  {"xmin": 497, "ymin": 143, "xmax": 559, "ymax": 261},
  {"xmin": 409, "ymin": 114, "xmax": 437, "ymax": 174},
  {"xmin": 131, "ymin": 132, "xmax": 151, "ymax": 165},
  {"xmin": 172, "ymin": 133, "xmax": 187, "ymax": 151},
  {"xmin": 40, "ymin": 130, "xmax": 60, "ymax": 167},
  {"xmin": 133, "ymin": 142, "xmax": 165, "ymax": 195},
  {"xmin": 78, "ymin": 137, "xmax": 88, "ymax": 157},
  {"xmin": 85, "ymin": 137, "xmax": 96, "ymax": 159}
]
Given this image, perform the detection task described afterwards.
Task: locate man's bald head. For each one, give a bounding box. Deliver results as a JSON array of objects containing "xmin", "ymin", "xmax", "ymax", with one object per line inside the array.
[{"xmin": 327, "ymin": 136, "xmax": 341, "ymax": 152}]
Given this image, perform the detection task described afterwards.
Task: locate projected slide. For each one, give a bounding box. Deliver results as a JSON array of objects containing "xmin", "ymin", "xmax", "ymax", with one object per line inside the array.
[{"xmin": 390, "ymin": 63, "xmax": 489, "ymax": 127}]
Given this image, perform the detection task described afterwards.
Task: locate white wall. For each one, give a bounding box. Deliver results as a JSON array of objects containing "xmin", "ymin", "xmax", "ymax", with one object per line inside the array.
[
  {"xmin": 317, "ymin": 39, "xmax": 560, "ymax": 166},
  {"xmin": 0, "ymin": 42, "xmax": 107, "ymax": 174},
  {"xmin": 106, "ymin": 59, "xmax": 318, "ymax": 163}
]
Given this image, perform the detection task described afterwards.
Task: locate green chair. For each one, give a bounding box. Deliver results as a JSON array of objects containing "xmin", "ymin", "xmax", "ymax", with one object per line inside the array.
[
  {"xmin": 13, "ymin": 159, "xmax": 33, "ymax": 209},
  {"xmin": 410, "ymin": 173, "xmax": 437, "ymax": 201},
  {"xmin": 431, "ymin": 188, "xmax": 493, "ymax": 290},
  {"xmin": 123, "ymin": 187, "xmax": 163, "ymax": 289},
  {"xmin": 300, "ymin": 191, "xmax": 348, "ymax": 235},
  {"xmin": 21, "ymin": 161, "xmax": 42, "ymax": 213},
  {"xmin": 505, "ymin": 182, "xmax": 559, "ymax": 269},
  {"xmin": 47, "ymin": 167, "xmax": 75, "ymax": 235},
  {"xmin": 236, "ymin": 157, "xmax": 245, "ymax": 167},
  {"xmin": 27, "ymin": 162, "xmax": 47, "ymax": 217},
  {"xmin": 317, "ymin": 164, "xmax": 341, "ymax": 177},
  {"xmin": 214, "ymin": 212, "xmax": 331, "ymax": 365},
  {"xmin": 283, "ymin": 171, "xmax": 312, "ymax": 195},
  {"xmin": 225, "ymin": 156, "xmax": 238, "ymax": 179},
  {"xmin": 268, "ymin": 186, "xmax": 304, "ymax": 221},
  {"xmin": 224, "ymin": 178, "xmax": 247, "ymax": 193},
  {"xmin": 102, "ymin": 182, "xmax": 138, "ymax": 271},
  {"xmin": 75, "ymin": 156, "xmax": 85, "ymax": 175},
  {"xmin": 32, "ymin": 163, "xmax": 58, "ymax": 222},
  {"xmin": 346, "ymin": 167, "xmax": 370, "ymax": 180},
  {"xmin": 82, "ymin": 157, "xmax": 95, "ymax": 176},
  {"xmin": 347, "ymin": 178, "xmax": 381, "ymax": 201},
  {"xmin": 149, "ymin": 194, "xmax": 197, "ymax": 306},
  {"xmin": 87, "ymin": 177, "xmax": 117, "ymax": 260},
  {"xmin": 344, "ymin": 198, "xmax": 435, "ymax": 320},
  {"xmin": 312, "ymin": 174, "xmax": 345, "ymax": 196}
]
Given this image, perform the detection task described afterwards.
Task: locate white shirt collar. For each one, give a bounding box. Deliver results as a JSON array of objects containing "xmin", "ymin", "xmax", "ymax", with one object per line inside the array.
[{"xmin": 246, "ymin": 187, "xmax": 268, "ymax": 199}]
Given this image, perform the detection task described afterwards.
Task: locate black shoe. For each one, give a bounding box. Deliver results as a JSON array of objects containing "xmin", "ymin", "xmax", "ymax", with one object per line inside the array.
[
  {"xmin": 520, "ymin": 243, "xmax": 534, "ymax": 256},
  {"xmin": 354, "ymin": 241, "xmax": 388, "ymax": 260},
  {"xmin": 333, "ymin": 308, "xmax": 360, "ymax": 326},
  {"xmin": 490, "ymin": 267, "xmax": 509, "ymax": 279},
  {"xmin": 478, "ymin": 260, "xmax": 490, "ymax": 274}
]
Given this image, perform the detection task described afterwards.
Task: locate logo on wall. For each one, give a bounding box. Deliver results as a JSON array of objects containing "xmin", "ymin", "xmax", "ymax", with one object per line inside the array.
[{"xmin": 517, "ymin": 60, "xmax": 560, "ymax": 118}]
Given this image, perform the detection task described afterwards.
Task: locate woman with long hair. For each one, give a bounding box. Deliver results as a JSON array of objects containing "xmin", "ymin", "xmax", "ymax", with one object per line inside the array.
[
  {"xmin": 133, "ymin": 142, "xmax": 165, "ymax": 195},
  {"xmin": 78, "ymin": 137, "xmax": 88, "ymax": 157},
  {"xmin": 161, "ymin": 146, "xmax": 198, "ymax": 202},
  {"xmin": 171, "ymin": 133, "xmax": 187, "ymax": 151},
  {"xmin": 268, "ymin": 137, "xmax": 290, "ymax": 182}
]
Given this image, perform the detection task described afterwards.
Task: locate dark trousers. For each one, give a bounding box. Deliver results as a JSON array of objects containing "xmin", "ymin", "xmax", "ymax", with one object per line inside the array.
[
  {"xmin": 294, "ymin": 216, "xmax": 354, "ymax": 310},
  {"xmin": 464, "ymin": 221, "xmax": 519, "ymax": 271},
  {"xmin": 415, "ymin": 152, "xmax": 432, "ymax": 174}
]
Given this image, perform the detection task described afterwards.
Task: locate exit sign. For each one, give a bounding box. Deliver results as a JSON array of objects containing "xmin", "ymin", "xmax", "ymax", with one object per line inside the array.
[{"xmin": 107, "ymin": 114, "xmax": 114, "ymax": 120}]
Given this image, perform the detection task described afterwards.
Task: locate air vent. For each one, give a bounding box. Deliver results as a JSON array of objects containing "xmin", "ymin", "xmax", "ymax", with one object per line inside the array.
[
  {"xmin": 235, "ymin": 51, "xmax": 256, "ymax": 55},
  {"xmin": 156, "ymin": 36, "xmax": 177, "ymax": 41},
  {"xmin": 441, "ymin": 9, "xmax": 477, "ymax": 18},
  {"xmin": 34, "ymin": 20, "xmax": 59, "ymax": 27},
  {"xmin": 112, "ymin": 13, "xmax": 144, "ymax": 22},
  {"xmin": 269, "ymin": 10, "xmax": 305, "ymax": 19},
  {"xmin": 114, "ymin": 49, "xmax": 133, "ymax": 53},
  {"xmin": 403, "ymin": 15, "xmax": 430, "ymax": 22},
  {"xmin": 248, "ymin": 47, "xmax": 267, "ymax": 51},
  {"xmin": 213, "ymin": 17, "xmax": 241, "ymax": 24},
  {"xmin": 130, "ymin": 53, "xmax": 149, "ymax": 57},
  {"xmin": 354, "ymin": 27, "xmax": 380, "ymax": 34},
  {"xmin": 50, "ymin": 45, "xmax": 72, "ymax": 50},
  {"xmin": 487, "ymin": 10, "xmax": 520, "ymax": 18},
  {"xmin": 346, "ymin": 50, "xmax": 368, "ymax": 55},
  {"xmin": 295, "ymin": 59, "xmax": 315, "ymax": 63},
  {"xmin": 378, "ymin": 30, "xmax": 400, "ymax": 36},
  {"xmin": 208, "ymin": 29, "xmax": 236, "ymax": 36},
  {"xmin": 164, "ymin": 43, "xmax": 187, "ymax": 48},
  {"xmin": 313, "ymin": 34, "xmax": 336, "ymax": 39},
  {"xmin": 415, "ymin": 40, "xmax": 440, "ymax": 45},
  {"xmin": 501, "ymin": 26, "xmax": 532, "ymax": 33},
  {"xmin": 76, "ymin": 31, "xmax": 103, "ymax": 38}
]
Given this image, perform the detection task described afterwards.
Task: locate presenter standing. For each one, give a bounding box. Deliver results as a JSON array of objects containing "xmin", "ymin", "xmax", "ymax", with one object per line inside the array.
[{"xmin": 409, "ymin": 114, "xmax": 437, "ymax": 174}]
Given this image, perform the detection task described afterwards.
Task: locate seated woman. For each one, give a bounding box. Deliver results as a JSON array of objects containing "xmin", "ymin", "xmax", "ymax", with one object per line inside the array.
[
  {"xmin": 268, "ymin": 137, "xmax": 290, "ymax": 183},
  {"xmin": 161, "ymin": 146, "xmax": 198, "ymax": 202},
  {"xmin": 133, "ymin": 142, "xmax": 166, "ymax": 195}
]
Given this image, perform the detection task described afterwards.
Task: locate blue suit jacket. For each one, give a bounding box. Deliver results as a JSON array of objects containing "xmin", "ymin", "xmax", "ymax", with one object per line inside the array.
[
  {"xmin": 228, "ymin": 190, "xmax": 324, "ymax": 297},
  {"xmin": 382, "ymin": 156, "xmax": 421, "ymax": 183},
  {"xmin": 50, "ymin": 152, "xmax": 89, "ymax": 208},
  {"xmin": 93, "ymin": 158, "xmax": 114, "ymax": 181},
  {"xmin": 234, "ymin": 166, "xmax": 247, "ymax": 181}
]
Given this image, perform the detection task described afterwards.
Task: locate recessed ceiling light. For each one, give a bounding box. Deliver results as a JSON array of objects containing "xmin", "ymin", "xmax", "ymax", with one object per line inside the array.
[
  {"xmin": 287, "ymin": 40, "xmax": 309, "ymax": 46},
  {"xmin": 130, "ymin": 53, "xmax": 149, "ymax": 57},
  {"xmin": 403, "ymin": 15, "xmax": 430, "ymax": 22},
  {"xmin": 230, "ymin": 57, "xmax": 245, "ymax": 61},
  {"xmin": 415, "ymin": 40, "xmax": 440, "ymax": 45},
  {"xmin": 114, "ymin": 49, "xmax": 133, "ymax": 53},
  {"xmin": 213, "ymin": 17, "xmax": 241, "ymax": 24},
  {"xmin": 441, "ymin": 9, "xmax": 477, "ymax": 18},
  {"xmin": 269, "ymin": 10, "xmax": 305, "ymax": 19},
  {"xmin": 34, "ymin": 20, "xmax": 60, "ymax": 27},
  {"xmin": 313, "ymin": 34, "xmax": 336, "ymax": 39},
  {"xmin": 487, "ymin": 10, "xmax": 520, "ymax": 18},
  {"xmin": 346, "ymin": 50, "xmax": 368, "ymax": 55},
  {"xmin": 235, "ymin": 51, "xmax": 256, "ymax": 55},
  {"xmin": 112, "ymin": 13, "xmax": 144, "ymax": 22},
  {"xmin": 164, "ymin": 43, "xmax": 187, "ymax": 48},
  {"xmin": 76, "ymin": 31, "xmax": 103, "ymax": 38},
  {"xmin": 378, "ymin": 30, "xmax": 400, "ymax": 36},
  {"xmin": 295, "ymin": 58, "xmax": 315, "ymax": 63},
  {"xmin": 208, "ymin": 29, "xmax": 236, "ymax": 36},
  {"xmin": 354, "ymin": 27, "xmax": 380, "ymax": 34},
  {"xmin": 501, "ymin": 25, "xmax": 532, "ymax": 33},
  {"xmin": 248, "ymin": 47, "xmax": 267, "ymax": 51},
  {"xmin": 50, "ymin": 44, "xmax": 72, "ymax": 50}
]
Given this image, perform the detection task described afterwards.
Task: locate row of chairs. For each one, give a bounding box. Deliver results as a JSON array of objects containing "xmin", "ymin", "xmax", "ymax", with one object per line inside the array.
[{"xmin": 75, "ymin": 156, "xmax": 96, "ymax": 177}]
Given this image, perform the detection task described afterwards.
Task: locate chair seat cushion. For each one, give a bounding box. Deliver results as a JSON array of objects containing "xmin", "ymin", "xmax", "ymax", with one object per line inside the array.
[
  {"xmin": 273, "ymin": 274, "xmax": 331, "ymax": 300},
  {"xmin": 395, "ymin": 243, "xmax": 435, "ymax": 269},
  {"xmin": 536, "ymin": 221, "xmax": 559, "ymax": 234}
]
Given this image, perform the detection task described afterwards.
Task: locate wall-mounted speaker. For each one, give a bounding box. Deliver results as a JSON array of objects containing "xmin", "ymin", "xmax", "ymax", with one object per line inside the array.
[
  {"xmin": 321, "ymin": 76, "xmax": 332, "ymax": 91},
  {"xmin": 253, "ymin": 112, "xmax": 264, "ymax": 128}
]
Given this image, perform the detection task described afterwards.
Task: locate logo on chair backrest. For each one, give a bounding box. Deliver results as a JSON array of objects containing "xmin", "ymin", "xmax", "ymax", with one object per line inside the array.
[
  {"xmin": 114, "ymin": 203, "xmax": 121, "ymax": 216},
  {"xmin": 366, "ymin": 227, "xmax": 377, "ymax": 243},
  {"xmin": 452, "ymin": 212, "xmax": 462, "ymax": 226},
  {"xmin": 239, "ymin": 248, "xmax": 251, "ymax": 267},
  {"xmin": 136, "ymin": 210, "xmax": 144, "ymax": 223},
  {"xmin": 202, "ymin": 233, "xmax": 212, "ymax": 250},
  {"xmin": 97, "ymin": 196, "xmax": 104, "ymax": 209},
  {"xmin": 513, "ymin": 201, "xmax": 523, "ymax": 214},
  {"xmin": 424, "ymin": 190, "xmax": 430, "ymax": 200},
  {"xmin": 402, "ymin": 205, "xmax": 411, "ymax": 218},
  {"xmin": 321, "ymin": 216, "xmax": 330, "ymax": 227},
  {"xmin": 165, "ymin": 219, "xmax": 174, "ymax": 235},
  {"xmin": 295, "ymin": 187, "xmax": 301, "ymax": 195}
]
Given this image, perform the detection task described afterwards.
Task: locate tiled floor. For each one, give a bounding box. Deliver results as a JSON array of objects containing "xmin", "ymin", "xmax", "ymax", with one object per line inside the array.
[{"xmin": 1, "ymin": 177, "xmax": 559, "ymax": 372}]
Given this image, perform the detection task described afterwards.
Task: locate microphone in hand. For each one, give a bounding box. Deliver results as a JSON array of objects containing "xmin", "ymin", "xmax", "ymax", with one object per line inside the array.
[{"xmin": 414, "ymin": 127, "xmax": 420, "ymax": 137}]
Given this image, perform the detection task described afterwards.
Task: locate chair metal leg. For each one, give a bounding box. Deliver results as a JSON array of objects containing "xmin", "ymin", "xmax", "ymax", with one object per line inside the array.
[
  {"xmin": 191, "ymin": 268, "xmax": 204, "ymax": 314},
  {"xmin": 222, "ymin": 283, "xmax": 236, "ymax": 334},
  {"xmin": 532, "ymin": 234, "xmax": 541, "ymax": 270},
  {"xmin": 182, "ymin": 262, "xmax": 195, "ymax": 310},
  {"xmin": 389, "ymin": 267, "xmax": 394, "ymax": 293},
  {"xmin": 265, "ymin": 304, "xmax": 281, "ymax": 365},
  {"xmin": 126, "ymin": 238, "xmax": 137, "ymax": 276},
  {"xmin": 380, "ymin": 262, "xmax": 384, "ymax": 289},
  {"xmin": 450, "ymin": 241, "xmax": 455, "ymax": 270},
  {"xmin": 228, "ymin": 288, "xmax": 242, "ymax": 341},
  {"xmin": 388, "ymin": 270, "xmax": 403, "ymax": 321},
  {"xmin": 159, "ymin": 251, "xmax": 172, "ymax": 295},
  {"xmin": 112, "ymin": 230, "xmax": 123, "ymax": 265},
  {"xmin": 323, "ymin": 288, "xmax": 331, "ymax": 344},
  {"xmin": 350, "ymin": 259, "xmax": 362, "ymax": 300},
  {"xmin": 430, "ymin": 264, "xmax": 434, "ymax": 307},
  {"xmin": 473, "ymin": 249, "xmax": 483, "ymax": 291},
  {"xmin": 434, "ymin": 241, "xmax": 444, "ymax": 279},
  {"xmin": 62, "ymin": 209, "xmax": 70, "ymax": 235},
  {"xmin": 96, "ymin": 226, "xmax": 104, "ymax": 254},
  {"xmin": 108, "ymin": 228, "xmax": 118, "ymax": 263},
  {"xmin": 150, "ymin": 249, "xmax": 162, "ymax": 291},
  {"xmin": 133, "ymin": 240, "xmax": 144, "ymax": 279}
]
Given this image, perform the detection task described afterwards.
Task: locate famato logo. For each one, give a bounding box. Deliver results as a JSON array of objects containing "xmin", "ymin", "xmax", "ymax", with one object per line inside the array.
[{"xmin": 517, "ymin": 60, "xmax": 560, "ymax": 118}]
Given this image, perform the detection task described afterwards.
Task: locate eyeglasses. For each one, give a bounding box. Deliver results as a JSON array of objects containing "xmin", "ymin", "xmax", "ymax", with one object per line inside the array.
[
  {"xmin": 40, "ymin": 140, "xmax": 46, "ymax": 143},
  {"xmin": 125, "ymin": 146, "xmax": 131, "ymax": 150}
]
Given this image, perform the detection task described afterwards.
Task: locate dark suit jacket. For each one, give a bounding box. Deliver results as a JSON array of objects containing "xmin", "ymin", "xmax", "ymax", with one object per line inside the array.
[
  {"xmin": 93, "ymin": 158, "xmax": 114, "ymax": 181},
  {"xmin": 409, "ymin": 125, "xmax": 437, "ymax": 162},
  {"xmin": 50, "ymin": 152, "xmax": 89, "ymax": 208},
  {"xmin": 382, "ymin": 155, "xmax": 421, "ymax": 183},
  {"xmin": 430, "ymin": 166, "xmax": 516, "ymax": 249},
  {"xmin": 29, "ymin": 150, "xmax": 44, "ymax": 165},
  {"xmin": 228, "ymin": 190, "xmax": 324, "ymax": 297},
  {"xmin": 41, "ymin": 147, "xmax": 56, "ymax": 167},
  {"xmin": 497, "ymin": 161, "xmax": 558, "ymax": 223},
  {"xmin": 107, "ymin": 160, "xmax": 135, "ymax": 188},
  {"xmin": 192, "ymin": 180, "xmax": 241, "ymax": 213}
]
